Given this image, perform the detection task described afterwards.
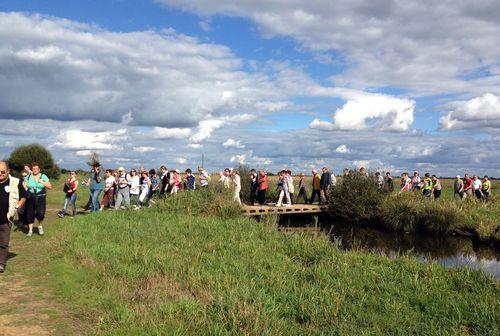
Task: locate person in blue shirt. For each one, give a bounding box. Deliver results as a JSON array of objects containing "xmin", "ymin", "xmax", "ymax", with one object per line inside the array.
[
  {"xmin": 148, "ymin": 169, "xmax": 161, "ymax": 203},
  {"xmin": 86, "ymin": 163, "xmax": 104, "ymax": 212},
  {"xmin": 185, "ymin": 169, "xmax": 195, "ymax": 190}
]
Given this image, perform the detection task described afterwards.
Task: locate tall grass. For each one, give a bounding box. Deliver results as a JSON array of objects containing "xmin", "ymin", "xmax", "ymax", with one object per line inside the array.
[{"xmin": 46, "ymin": 187, "xmax": 499, "ymax": 335}]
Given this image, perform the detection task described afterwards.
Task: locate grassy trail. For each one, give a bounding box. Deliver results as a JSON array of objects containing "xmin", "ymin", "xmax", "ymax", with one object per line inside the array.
[{"xmin": 0, "ymin": 213, "xmax": 85, "ymax": 336}]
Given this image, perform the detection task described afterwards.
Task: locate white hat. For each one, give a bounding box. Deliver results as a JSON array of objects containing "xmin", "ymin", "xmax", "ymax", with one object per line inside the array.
[
  {"xmin": 118, "ymin": 166, "xmax": 125, "ymax": 171},
  {"xmin": 456, "ymin": 175, "xmax": 461, "ymax": 178}
]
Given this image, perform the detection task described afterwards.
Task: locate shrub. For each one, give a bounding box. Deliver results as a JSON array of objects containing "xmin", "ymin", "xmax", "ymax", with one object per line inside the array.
[
  {"xmin": 8, "ymin": 144, "xmax": 60, "ymax": 179},
  {"xmin": 380, "ymin": 193, "xmax": 463, "ymax": 234},
  {"xmin": 328, "ymin": 173, "xmax": 388, "ymax": 222}
]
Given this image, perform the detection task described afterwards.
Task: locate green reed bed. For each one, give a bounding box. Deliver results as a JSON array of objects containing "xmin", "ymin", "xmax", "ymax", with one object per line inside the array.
[{"xmin": 47, "ymin": 186, "xmax": 498, "ymax": 335}]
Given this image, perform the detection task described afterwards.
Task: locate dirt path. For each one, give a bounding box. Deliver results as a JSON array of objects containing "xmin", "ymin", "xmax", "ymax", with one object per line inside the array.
[{"xmin": 0, "ymin": 220, "xmax": 81, "ymax": 336}]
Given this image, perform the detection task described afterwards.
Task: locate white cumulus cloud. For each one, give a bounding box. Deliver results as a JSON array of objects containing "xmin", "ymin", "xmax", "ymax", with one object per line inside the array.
[
  {"xmin": 335, "ymin": 144, "xmax": 350, "ymax": 153},
  {"xmin": 310, "ymin": 94, "xmax": 415, "ymax": 132},
  {"xmin": 440, "ymin": 93, "xmax": 500, "ymax": 130}
]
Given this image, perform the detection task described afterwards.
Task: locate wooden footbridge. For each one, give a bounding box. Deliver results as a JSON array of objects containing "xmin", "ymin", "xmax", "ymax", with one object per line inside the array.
[{"xmin": 242, "ymin": 203, "xmax": 328, "ymax": 216}]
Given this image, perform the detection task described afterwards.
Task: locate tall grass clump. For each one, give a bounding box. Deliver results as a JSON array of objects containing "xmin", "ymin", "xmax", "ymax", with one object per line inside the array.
[
  {"xmin": 380, "ymin": 193, "xmax": 463, "ymax": 234},
  {"xmin": 328, "ymin": 174, "xmax": 388, "ymax": 222},
  {"xmin": 157, "ymin": 183, "xmax": 241, "ymax": 219}
]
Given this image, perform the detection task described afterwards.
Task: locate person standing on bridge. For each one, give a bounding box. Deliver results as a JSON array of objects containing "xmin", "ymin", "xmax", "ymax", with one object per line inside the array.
[
  {"xmin": 296, "ymin": 172, "xmax": 308, "ymax": 203},
  {"xmin": 286, "ymin": 170, "xmax": 294, "ymax": 205},
  {"xmin": 249, "ymin": 169, "xmax": 258, "ymax": 205},
  {"xmin": 319, "ymin": 167, "xmax": 331, "ymax": 204},
  {"xmin": 257, "ymin": 170, "xmax": 267, "ymax": 205},
  {"xmin": 232, "ymin": 169, "xmax": 242, "ymax": 205},
  {"xmin": 309, "ymin": 169, "xmax": 321, "ymax": 204},
  {"xmin": 0, "ymin": 161, "xmax": 27, "ymax": 273},
  {"xmin": 276, "ymin": 171, "xmax": 291, "ymax": 207}
]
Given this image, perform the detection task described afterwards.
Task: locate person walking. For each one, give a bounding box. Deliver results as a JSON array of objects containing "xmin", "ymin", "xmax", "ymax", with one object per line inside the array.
[
  {"xmin": 276, "ymin": 171, "xmax": 291, "ymax": 207},
  {"xmin": 431, "ymin": 175, "xmax": 442, "ymax": 199},
  {"xmin": 24, "ymin": 163, "xmax": 52, "ymax": 236},
  {"xmin": 309, "ymin": 169, "xmax": 321, "ymax": 204},
  {"xmin": 319, "ymin": 167, "xmax": 331, "ymax": 204},
  {"xmin": 411, "ymin": 171, "xmax": 421, "ymax": 192},
  {"xmin": 249, "ymin": 169, "xmax": 258, "ymax": 205},
  {"xmin": 115, "ymin": 167, "xmax": 131, "ymax": 210},
  {"xmin": 148, "ymin": 169, "xmax": 161, "ymax": 202},
  {"xmin": 482, "ymin": 176, "xmax": 492, "ymax": 198},
  {"xmin": 139, "ymin": 171, "xmax": 151, "ymax": 206},
  {"xmin": 0, "ymin": 161, "xmax": 27, "ymax": 273},
  {"xmin": 384, "ymin": 172, "xmax": 394, "ymax": 192},
  {"xmin": 159, "ymin": 166, "xmax": 170, "ymax": 196},
  {"xmin": 129, "ymin": 169, "xmax": 140, "ymax": 209},
  {"xmin": 87, "ymin": 163, "xmax": 104, "ymax": 212},
  {"xmin": 58, "ymin": 171, "xmax": 79, "ymax": 218},
  {"xmin": 257, "ymin": 170, "xmax": 267, "ymax": 205},
  {"xmin": 400, "ymin": 172, "xmax": 411, "ymax": 192},
  {"xmin": 232, "ymin": 169, "xmax": 242, "ymax": 205},
  {"xmin": 472, "ymin": 175, "xmax": 483, "ymax": 199},
  {"xmin": 296, "ymin": 173, "xmax": 308, "ymax": 203},
  {"xmin": 454, "ymin": 175, "xmax": 464, "ymax": 199},
  {"xmin": 375, "ymin": 172, "xmax": 384, "ymax": 189},
  {"xmin": 422, "ymin": 173, "xmax": 433, "ymax": 198},
  {"xmin": 464, "ymin": 174, "xmax": 473, "ymax": 198},
  {"xmin": 100, "ymin": 169, "xmax": 116, "ymax": 211},
  {"xmin": 198, "ymin": 167, "xmax": 209, "ymax": 188},
  {"xmin": 185, "ymin": 169, "xmax": 196, "ymax": 190},
  {"xmin": 286, "ymin": 170, "xmax": 294, "ymax": 205}
]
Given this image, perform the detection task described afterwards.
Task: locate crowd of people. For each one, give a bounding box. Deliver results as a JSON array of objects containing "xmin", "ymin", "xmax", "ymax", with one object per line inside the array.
[{"xmin": 0, "ymin": 159, "xmax": 495, "ymax": 273}]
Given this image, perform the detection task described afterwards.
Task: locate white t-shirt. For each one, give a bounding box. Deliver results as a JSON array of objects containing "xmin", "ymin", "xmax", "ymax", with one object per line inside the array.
[
  {"xmin": 105, "ymin": 176, "xmax": 115, "ymax": 191},
  {"xmin": 473, "ymin": 179, "xmax": 482, "ymax": 191},
  {"xmin": 130, "ymin": 175, "xmax": 140, "ymax": 195}
]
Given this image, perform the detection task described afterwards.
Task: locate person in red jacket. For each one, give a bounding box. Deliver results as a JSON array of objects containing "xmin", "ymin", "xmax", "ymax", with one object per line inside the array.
[{"xmin": 257, "ymin": 170, "xmax": 267, "ymax": 205}]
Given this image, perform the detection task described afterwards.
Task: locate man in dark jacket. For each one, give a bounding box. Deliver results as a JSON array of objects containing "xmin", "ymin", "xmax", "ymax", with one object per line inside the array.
[
  {"xmin": 319, "ymin": 167, "xmax": 331, "ymax": 204},
  {"xmin": 0, "ymin": 161, "xmax": 27, "ymax": 273}
]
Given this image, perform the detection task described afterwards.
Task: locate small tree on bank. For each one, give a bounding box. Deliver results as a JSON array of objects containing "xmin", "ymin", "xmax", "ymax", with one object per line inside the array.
[{"xmin": 8, "ymin": 144, "xmax": 60, "ymax": 179}]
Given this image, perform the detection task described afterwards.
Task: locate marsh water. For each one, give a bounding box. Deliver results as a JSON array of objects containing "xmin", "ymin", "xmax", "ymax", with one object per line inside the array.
[{"xmin": 280, "ymin": 216, "xmax": 500, "ymax": 279}]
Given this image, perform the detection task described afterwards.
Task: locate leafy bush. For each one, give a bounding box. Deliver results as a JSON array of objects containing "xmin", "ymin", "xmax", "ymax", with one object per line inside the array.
[
  {"xmin": 328, "ymin": 173, "xmax": 388, "ymax": 222},
  {"xmin": 380, "ymin": 193, "xmax": 463, "ymax": 234},
  {"xmin": 8, "ymin": 143, "xmax": 60, "ymax": 179}
]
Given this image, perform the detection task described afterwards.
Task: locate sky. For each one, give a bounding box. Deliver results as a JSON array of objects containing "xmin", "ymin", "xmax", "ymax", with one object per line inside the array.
[{"xmin": 0, "ymin": 0, "xmax": 499, "ymax": 176}]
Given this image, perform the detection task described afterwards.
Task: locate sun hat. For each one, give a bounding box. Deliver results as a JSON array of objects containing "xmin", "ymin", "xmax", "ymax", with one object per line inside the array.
[
  {"xmin": 174, "ymin": 169, "xmax": 180, "ymax": 174},
  {"xmin": 118, "ymin": 166, "xmax": 125, "ymax": 171}
]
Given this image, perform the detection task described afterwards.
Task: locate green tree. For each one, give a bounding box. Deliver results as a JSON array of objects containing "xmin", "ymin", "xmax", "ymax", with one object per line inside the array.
[{"xmin": 8, "ymin": 144, "xmax": 60, "ymax": 179}]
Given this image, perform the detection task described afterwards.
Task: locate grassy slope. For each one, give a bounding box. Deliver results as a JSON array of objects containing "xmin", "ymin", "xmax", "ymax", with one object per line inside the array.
[{"xmin": 44, "ymin": 185, "xmax": 499, "ymax": 335}]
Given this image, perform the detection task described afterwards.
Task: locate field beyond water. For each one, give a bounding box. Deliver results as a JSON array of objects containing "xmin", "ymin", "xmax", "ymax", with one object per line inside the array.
[{"xmin": 33, "ymin": 182, "xmax": 497, "ymax": 335}]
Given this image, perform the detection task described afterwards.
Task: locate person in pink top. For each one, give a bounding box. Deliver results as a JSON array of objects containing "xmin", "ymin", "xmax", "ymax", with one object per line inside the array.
[{"xmin": 257, "ymin": 170, "xmax": 267, "ymax": 205}]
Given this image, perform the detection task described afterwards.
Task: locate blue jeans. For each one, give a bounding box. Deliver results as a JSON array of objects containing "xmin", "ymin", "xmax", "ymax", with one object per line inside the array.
[
  {"xmin": 90, "ymin": 189, "xmax": 102, "ymax": 212},
  {"xmin": 61, "ymin": 193, "xmax": 77, "ymax": 216}
]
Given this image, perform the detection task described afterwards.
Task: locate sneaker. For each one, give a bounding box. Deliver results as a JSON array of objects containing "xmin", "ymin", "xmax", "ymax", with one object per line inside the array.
[
  {"xmin": 150, "ymin": 199, "xmax": 156, "ymax": 204},
  {"xmin": 57, "ymin": 212, "xmax": 64, "ymax": 218},
  {"xmin": 26, "ymin": 231, "xmax": 32, "ymax": 237},
  {"xmin": 38, "ymin": 227, "xmax": 44, "ymax": 236},
  {"xmin": 0, "ymin": 265, "xmax": 4, "ymax": 273},
  {"xmin": 285, "ymin": 204, "xmax": 291, "ymax": 207}
]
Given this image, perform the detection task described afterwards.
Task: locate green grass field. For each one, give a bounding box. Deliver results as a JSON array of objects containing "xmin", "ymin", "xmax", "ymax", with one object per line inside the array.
[{"xmin": 25, "ymin": 179, "xmax": 498, "ymax": 335}]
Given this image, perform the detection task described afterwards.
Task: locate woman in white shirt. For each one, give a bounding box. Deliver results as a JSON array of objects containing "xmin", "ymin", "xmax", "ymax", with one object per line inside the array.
[
  {"xmin": 231, "ymin": 169, "xmax": 242, "ymax": 205},
  {"xmin": 129, "ymin": 169, "xmax": 141, "ymax": 209}
]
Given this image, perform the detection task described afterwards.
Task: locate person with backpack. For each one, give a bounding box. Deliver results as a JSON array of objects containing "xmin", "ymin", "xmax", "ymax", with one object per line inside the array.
[
  {"xmin": 115, "ymin": 167, "xmax": 131, "ymax": 210},
  {"xmin": 58, "ymin": 171, "xmax": 79, "ymax": 218},
  {"xmin": 24, "ymin": 162, "xmax": 52, "ymax": 237},
  {"xmin": 0, "ymin": 161, "xmax": 27, "ymax": 273}
]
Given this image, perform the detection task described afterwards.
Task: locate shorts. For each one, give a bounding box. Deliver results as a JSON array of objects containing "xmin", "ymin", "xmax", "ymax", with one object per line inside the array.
[{"xmin": 25, "ymin": 194, "xmax": 46, "ymax": 223}]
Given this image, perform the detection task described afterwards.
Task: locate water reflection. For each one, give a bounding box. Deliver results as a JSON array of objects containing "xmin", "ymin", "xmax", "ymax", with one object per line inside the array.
[
  {"xmin": 328, "ymin": 222, "xmax": 500, "ymax": 279},
  {"xmin": 279, "ymin": 216, "xmax": 500, "ymax": 279}
]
